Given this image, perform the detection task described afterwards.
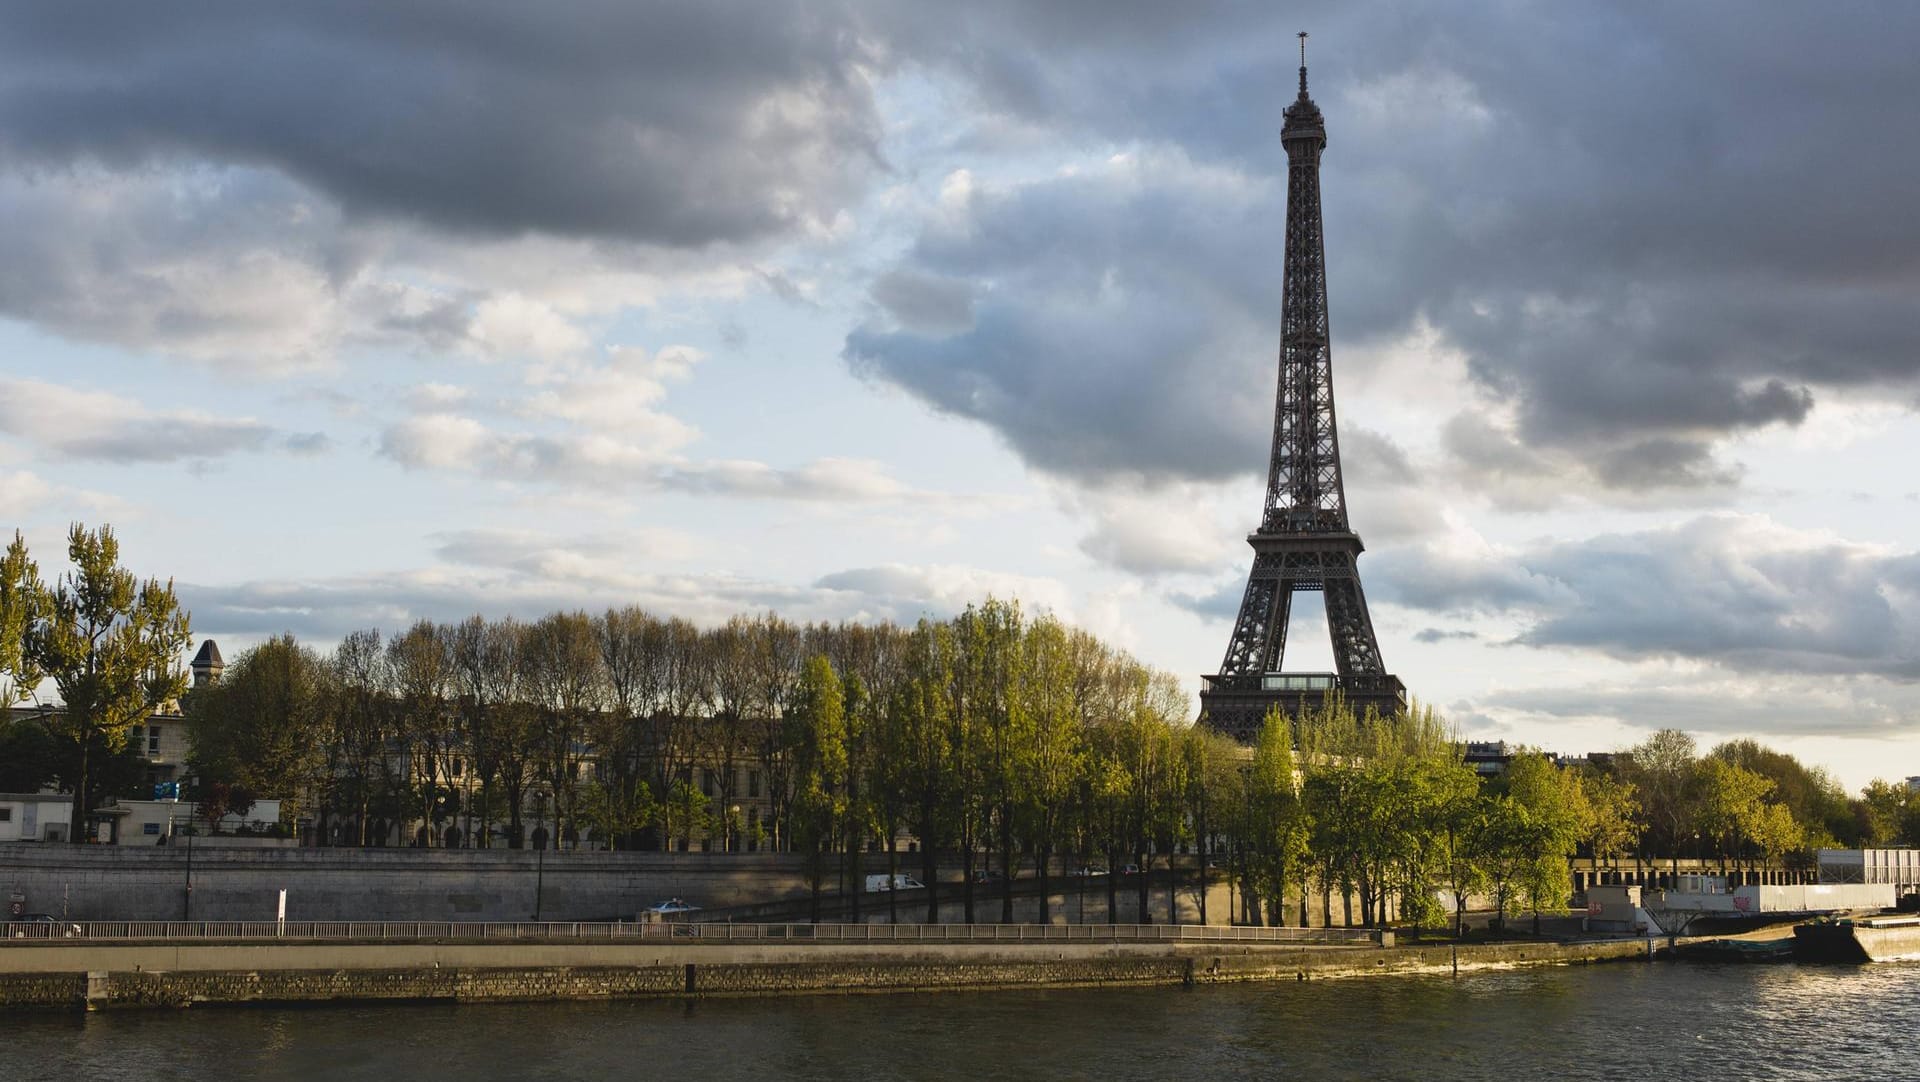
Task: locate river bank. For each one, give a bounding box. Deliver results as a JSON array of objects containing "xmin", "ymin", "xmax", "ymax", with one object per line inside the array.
[{"xmin": 0, "ymin": 933, "xmax": 1654, "ymax": 1010}]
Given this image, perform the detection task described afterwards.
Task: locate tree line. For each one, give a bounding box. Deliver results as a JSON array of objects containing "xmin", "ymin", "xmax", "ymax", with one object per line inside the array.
[{"xmin": 6, "ymin": 522, "xmax": 1919, "ymax": 931}]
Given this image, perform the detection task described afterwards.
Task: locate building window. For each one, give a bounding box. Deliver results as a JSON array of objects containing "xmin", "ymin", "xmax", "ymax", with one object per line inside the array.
[
  {"xmin": 452, "ymin": 758, "xmax": 464, "ymax": 778},
  {"xmin": 143, "ymin": 823, "xmax": 161, "ymax": 836},
  {"xmin": 748, "ymin": 770, "xmax": 761, "ymax": 798},
  {"xmin": 0, "ymin": 807, "xmax": 12, "ymax": 822},
  {"xmin": 700, "ymin": 769, "xmax": 714, "ymax": 797},
  {"xmin": 148, "ymin": 726, "xmax": 162, "ymax": 755}
]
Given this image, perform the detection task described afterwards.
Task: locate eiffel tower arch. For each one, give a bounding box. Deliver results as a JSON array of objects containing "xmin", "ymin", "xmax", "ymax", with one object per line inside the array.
[{"xmin": 1199, "ymin": 36, "xmax": 1406, "ymax": 743}]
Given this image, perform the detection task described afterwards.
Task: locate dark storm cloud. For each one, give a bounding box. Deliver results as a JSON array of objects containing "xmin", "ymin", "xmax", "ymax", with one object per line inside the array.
[
  {"xmin": 1372, "ymin": 515, "xmax": 1920, "ymax": 680},
  {"xmin": 1514, "ymin": 517, "xmax": 1920, "ymax": 679},
  {"xmin": 846, "ymin": 153, "xmax": 1280, "ymax": 481},
  {"xmin": 851, "ymin": 3, "xmax": 1920, "ymax": 491},
  {"xmin": 0, "ymin": 1, "xmax": 883, "ymax": 246}
]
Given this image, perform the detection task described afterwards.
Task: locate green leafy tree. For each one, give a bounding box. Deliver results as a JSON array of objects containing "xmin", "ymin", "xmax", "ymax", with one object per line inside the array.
[
  {"xmin": 1695, "ymin": 757, "xmax": 1775, "ymax": 872},
  {"xmin": 1577, "ymin": 770, "xmax": 1641, "ymax": 869},
  {"xmin": 1500, "ymin": 751, "xmax": 1586, "ymax": 933},
  {"xmin": 0, "ymin": 714, "xmax": 61, "ymax": 793},
  {"xmin": 1620, "ymin": 729, "xmax": 1699, "ymax": 861},
  {"xmin": 1246, "ymin": 709, "xmax": 1310, "ymax": 927},
  {"xmin": 788, "ymin": 655, "xmax": 847, "ymax": 922},
  {"xmin": 185, "ymin": 634, "xmax": 328, "ymax": 824},
  {"xmin": 0, "ymin": 531, "xmax": 45, "ymax": 710},
  {"xmin": 578, "ymin": 778, "xmax": 655, "ymax": 850},
  {"xmin": 27, "ymin": 524, "xmax": 191, "ymax": 841}
]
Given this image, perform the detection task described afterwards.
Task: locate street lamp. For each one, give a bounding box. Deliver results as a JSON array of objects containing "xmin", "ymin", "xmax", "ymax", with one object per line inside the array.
[
  {"xmin": 729, "ymin": 805, "xmax": 742, "ymax": 853},
  {"xmin": 180, "ymin": 818, "xmax": 195, "ymax": 923},
  {"xmin": 532, "ymin": 791, "xmax": 549, "ymax": 921}
]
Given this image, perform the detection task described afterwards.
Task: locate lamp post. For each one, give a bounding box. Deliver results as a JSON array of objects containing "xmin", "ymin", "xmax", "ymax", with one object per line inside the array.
[
  {"xmin": 532, "ymin": 791, "xmax": 548, "ymax": 921},
  {"xmin": 729, "ymin": 805, "xmax": 742, "ymax": 853},
  {"xmin": 180, "ymin": 818, "xmax": 195, "ymax": 922}
]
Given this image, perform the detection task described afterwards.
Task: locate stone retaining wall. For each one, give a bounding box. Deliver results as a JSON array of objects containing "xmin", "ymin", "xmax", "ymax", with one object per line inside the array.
[
  {"xmin": 0, "ymin": 937, "xmax": 1654, "ymax": 1009},
  {"xmin": 0, "ymin": 843, "xmax": 812, "ymax": 922}
]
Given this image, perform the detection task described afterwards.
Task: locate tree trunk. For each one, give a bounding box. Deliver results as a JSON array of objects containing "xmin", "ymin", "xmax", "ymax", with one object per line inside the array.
[
  {"xmin": 848, "ymin": 828, "xmax": 862, "ymax": 925},
  {"xmin": 962, "ymin": 840, "xmax": 976, "ymax": 924},
  {"xmin": 1106, "ymin": 847, "xmax": 1120, "ymax": 924},
  {"xmin": 1134, "ymin": 846, "xmax": 1149, "ymax": 923},
  {"xmin": 1037, "ymin": 845, "xmax": 1052, "ymax": 925},
  {"xmin": 886, "ymin": 837, "xmax": 899, "ymax": 925},
  {"xmin": 67, "ymin": 735, "xmax": 91, "ymax": 845},
  {"xmin": 1000, "ymin": 805, "xmax": 1015, "ymax": 925},
  {"xmin": 922, "ymin": 839, "xmax": 940, "ymax": 924}
]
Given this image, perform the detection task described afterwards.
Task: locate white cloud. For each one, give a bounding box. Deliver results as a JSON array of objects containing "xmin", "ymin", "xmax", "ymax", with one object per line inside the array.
[{"xmin": 0, "ymin": 378, "xmax": 278, "ymax": 463}]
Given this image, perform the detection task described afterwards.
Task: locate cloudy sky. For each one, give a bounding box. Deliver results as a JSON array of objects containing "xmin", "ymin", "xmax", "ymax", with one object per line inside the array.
[{"xmin": 4, "ymin": 2, "xmax": 1918, "ymax": 787}]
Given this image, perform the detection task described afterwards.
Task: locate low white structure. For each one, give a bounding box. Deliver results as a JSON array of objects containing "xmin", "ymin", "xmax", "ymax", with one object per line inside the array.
[
  {"xmin": 1643, "ymin": 874, "xmax": 1895, "ymax": 934},
  {"xmin": 0, "ymin": 793, "xmax": 73, "ymax": 843},
  {"xmin": 1817, "ymin": 848, "xmax": 1920, "ymax": 892},
  {"xmin": 104, "ymin": 798, "xmax": 286, "ymax": 844},
  {"xmin": 1584, "ymin": 884, "xmax": 1653, "ymax": 934}
]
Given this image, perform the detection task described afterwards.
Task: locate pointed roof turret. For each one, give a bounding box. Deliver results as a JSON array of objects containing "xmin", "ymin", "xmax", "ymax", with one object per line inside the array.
[
  {"xmin": 191, "ymin": 639, "xmax": 224, "ymax": 687},
  {"xmin": 193, "ymin": 639, "xmax": 223, "ymax": 669}
]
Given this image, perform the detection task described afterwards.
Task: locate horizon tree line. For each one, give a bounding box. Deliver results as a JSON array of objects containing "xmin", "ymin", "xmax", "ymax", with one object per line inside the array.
[{"xmin": 6, "ymin": 523, "xmax": 1920, "ymax": 931}]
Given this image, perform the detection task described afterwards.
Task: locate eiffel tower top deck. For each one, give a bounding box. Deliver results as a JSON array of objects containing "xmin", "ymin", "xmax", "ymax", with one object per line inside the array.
[{"xmin": 1198, "ymin": 35, "xmax": 1406, "ymax": 743}]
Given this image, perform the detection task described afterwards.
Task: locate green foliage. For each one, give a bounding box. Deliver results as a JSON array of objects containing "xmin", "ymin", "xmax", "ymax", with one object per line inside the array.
[
  {"xmin": 0, "ymin": 713, "xmax": 60, "ymax": 791},
  {"xmin": 1618, "ymin": 728, "xmax": 1698, "ymax": 857},
  {"xmin": 1245, "ymin": 709, "xmax": 1309, "ymax": 924},
  {"xmin": 1575, "ymin": 769, "xmax": 1641, "ymax": 866},
  {"xmin": 788, "ymin": 655, "xmax": 848, "ymax": 850},
  {"xmin": 185, "ymin": 634, "xmax": 327, "ymax": 821},
  {"xmin": 24, "ymin": 524, "xmax": 191, "ymax": 839},
  {"xmin": 576, "ymin": 778, "xmax": 655, "ymax": 850},
  {"xmin": 0, "ymin": 531, "xmax": 45, "ymax": 708},
  {"xmin": 1498, "ymin": 752, "xmax": 1586, "ymax": 925}
]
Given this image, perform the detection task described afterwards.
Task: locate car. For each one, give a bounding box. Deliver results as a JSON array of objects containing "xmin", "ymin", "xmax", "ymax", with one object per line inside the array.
[
  {"xmin": 1120, "ymin": 863, "xmax": 1143, "ymax": 876},
  {"xmin": 8, "ymin": 914, "xmax": 82, "ymax": 938},
  {"xmin": 644, "ymin": 898, "xmax": 700, "ymax": 917},
  {"xmin": 1069, "ymin": 866, "xmax": 1108, "ymax": 877},
  {"xmin": 971, "ymin": 869, "xmax": 1008, "ymax": 885}
]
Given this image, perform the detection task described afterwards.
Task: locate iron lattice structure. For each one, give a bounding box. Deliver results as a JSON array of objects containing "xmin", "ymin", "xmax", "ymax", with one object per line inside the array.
[{"xmin": 1199, "ymin": 40, "xmax": 1406, "ymax": 742}]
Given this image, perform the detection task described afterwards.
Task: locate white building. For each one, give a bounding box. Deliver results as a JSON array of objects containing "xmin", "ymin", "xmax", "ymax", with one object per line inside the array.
[{"xmin": 0, "ymin": 792, "xmax": 74, "ymax": 843}]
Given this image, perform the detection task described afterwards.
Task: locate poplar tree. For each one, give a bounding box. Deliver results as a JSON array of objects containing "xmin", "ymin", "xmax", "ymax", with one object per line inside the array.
[
  {"xmin": 0, "ymin": 531, "xmax": 44, "ymax": 709},
  {"xmin": 28, "ymin": 524, "xmax": 191, "ymax": 842},
  {"xmin": 788, "ymin": 655, "xmax": 846, "ymax": 922}
]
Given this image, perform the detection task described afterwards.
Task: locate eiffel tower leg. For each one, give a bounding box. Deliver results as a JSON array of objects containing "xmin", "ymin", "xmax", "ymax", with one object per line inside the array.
[
  {"xmin": 1322, "ymin": 575, "xmax": 1385, "ymax": 678},
  {"xmin": 1261, "ymin": 580, "xmax": 1293, "ymax": 673},
  {"xmin": 1218, "ymin": 576, "xmax": 1281, "ymax": 678}
]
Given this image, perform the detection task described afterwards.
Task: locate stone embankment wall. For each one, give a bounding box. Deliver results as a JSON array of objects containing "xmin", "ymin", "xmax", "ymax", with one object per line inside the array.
[
  {"xmin": 0, "ymin": 844, "xmax": 811, "ymax": 922},
  {"xmin": 0, "ymin": 937, "xmax": 1655, "ymax": 1009}
]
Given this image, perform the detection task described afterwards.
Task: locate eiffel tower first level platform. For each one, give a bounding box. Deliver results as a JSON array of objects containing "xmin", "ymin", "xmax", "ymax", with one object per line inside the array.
[{"xmin": 1198, "ymin": 35, "xmax": 1405, "ymax": 743}]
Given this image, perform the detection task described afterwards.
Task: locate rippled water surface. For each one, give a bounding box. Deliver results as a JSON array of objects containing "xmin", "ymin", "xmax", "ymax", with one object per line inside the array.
[{"xmin": 6, "ymin": 962, "xmax": 1916, "ymax": 1081}]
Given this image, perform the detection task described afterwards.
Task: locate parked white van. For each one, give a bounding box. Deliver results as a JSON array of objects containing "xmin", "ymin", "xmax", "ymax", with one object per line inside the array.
[{"xmin": 864, "ymin": 874, "xmax": 925, "ymax": 893}]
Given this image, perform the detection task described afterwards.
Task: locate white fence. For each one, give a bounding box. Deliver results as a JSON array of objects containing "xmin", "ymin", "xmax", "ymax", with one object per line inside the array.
[{"xmin": 3, "ymin": 919, "xmax": 1382, "ymax": 946}]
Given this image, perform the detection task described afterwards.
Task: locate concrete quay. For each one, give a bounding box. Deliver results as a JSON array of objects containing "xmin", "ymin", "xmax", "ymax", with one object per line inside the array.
[{"xmin": 0, "ymin": 934, "xmax": 1655, "ymax": 1010}]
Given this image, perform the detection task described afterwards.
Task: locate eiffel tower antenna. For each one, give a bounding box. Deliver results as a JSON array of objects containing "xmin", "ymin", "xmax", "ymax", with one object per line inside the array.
[{"xmin": 1199, "ymin": 38, "xmax": 1407, "ymax": 742}]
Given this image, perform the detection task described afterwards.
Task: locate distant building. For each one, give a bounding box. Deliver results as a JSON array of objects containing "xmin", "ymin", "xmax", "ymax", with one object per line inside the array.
[{"xmin": 1463, "ymin": 741, "xmax": 1512, "ymax": 776}]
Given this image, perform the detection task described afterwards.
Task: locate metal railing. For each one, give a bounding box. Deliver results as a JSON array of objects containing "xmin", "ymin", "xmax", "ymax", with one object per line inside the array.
[{"xmin": 3, "ymin": 920, "xmax": 1381, "ymax": 947}]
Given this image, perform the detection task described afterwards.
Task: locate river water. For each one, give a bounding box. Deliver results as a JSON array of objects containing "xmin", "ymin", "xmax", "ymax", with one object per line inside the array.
[{"xmin": 5, "ymin": 962, "xmax": 1915, "ymax": 1081}]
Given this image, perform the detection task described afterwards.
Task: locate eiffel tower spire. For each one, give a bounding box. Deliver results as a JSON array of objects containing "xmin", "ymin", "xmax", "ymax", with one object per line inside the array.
[{"xmin": 1199, "ymin": 37, "xmax": 1406, "ymax": 742}]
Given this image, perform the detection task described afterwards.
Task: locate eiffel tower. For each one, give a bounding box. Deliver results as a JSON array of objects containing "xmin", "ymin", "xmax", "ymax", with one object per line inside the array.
[{"xmin": 1199, "ymin": 35, "xmax": 1406, "ymax": 743}]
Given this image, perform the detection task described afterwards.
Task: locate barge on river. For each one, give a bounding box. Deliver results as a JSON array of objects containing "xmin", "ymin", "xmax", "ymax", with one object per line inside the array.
[{"xmin": 1793, "ymin": 914, "xmax": 1920, "ymax": 963}]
